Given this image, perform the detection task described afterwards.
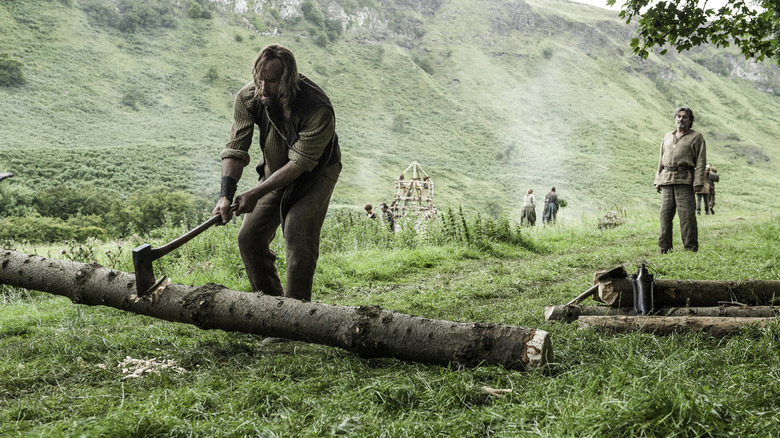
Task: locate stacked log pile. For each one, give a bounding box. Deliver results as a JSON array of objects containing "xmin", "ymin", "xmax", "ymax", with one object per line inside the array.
[{"xmin": 546, "ymin": 268, "xmax": 780, "ymax": 336}]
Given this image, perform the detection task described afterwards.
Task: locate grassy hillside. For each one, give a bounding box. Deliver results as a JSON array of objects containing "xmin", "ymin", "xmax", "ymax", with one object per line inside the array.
[{"xmin": 1, "ymin": 0, "xmax": 780, "ymax": 223}]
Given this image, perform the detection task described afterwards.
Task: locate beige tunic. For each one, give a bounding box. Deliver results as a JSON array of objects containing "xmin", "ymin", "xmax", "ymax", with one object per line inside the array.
[{"xmin": 653, "ymin": 129, "xmax": 707, "ymax": 188}]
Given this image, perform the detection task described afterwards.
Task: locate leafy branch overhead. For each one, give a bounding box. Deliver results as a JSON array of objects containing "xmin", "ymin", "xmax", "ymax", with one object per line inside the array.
[{"xmin": 608, "ymin": 0, "xmax": 780, "ymax": 63}]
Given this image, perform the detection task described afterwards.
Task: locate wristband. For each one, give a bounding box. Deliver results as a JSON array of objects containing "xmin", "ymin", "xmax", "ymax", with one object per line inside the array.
[{"xmin": 220, "ymin": 176, "xmax": 238, "ymax": 202}]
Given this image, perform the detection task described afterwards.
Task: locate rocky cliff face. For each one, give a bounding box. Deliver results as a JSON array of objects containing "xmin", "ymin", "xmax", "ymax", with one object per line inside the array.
[{"xmin": 207, "ymin": 0, "xmax": 780, "ymax": 94}]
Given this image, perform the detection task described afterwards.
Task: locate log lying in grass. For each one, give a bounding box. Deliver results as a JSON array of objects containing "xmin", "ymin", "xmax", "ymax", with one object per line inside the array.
[
  {"xmin": 577, "ymin": 315, "xmax": 776, "ymax": 336},
  {"xmin": 545, "ymin": 304, "xmax": 780, "ymax": 323},
  {"xmin": 595, "ymin": 277, "xmax": 780, "ymax": 307},
  {"xmin": 0, "ymin": 250, "xmax": 552, "ymax": 371}
]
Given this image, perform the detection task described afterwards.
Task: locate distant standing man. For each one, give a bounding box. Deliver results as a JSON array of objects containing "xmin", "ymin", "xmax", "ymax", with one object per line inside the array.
[
  {"xmin": 654, "ymin": 107, "xmax": 706, "ymax": 253},
  {"xmin": 521, "ymin": 189, "xmax": 536, "ymax": 226},
  {"xmin": 213, "ymin": 44, "xmax": 341, "ymax": 302},
  {"xmin": 380, "ymin": 202, "xmax": 395, "ymax": 231},
  {"xmin": 542, "ymin": 186, "xmax": 559, "ymax": 224},
  {"xmin": 364, "ymin": 203, "xmax": 377, "ymax": 219},
  {"xmin": 706, "ymin": 163, "xmax": 719, "ymax": 214}
]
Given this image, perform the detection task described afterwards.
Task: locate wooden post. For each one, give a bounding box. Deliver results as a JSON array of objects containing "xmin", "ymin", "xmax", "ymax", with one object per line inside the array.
[
  {"xmin": 577, "ymin": 315, "xmax": 775, "ymax": 337},
  {"xmin": 545, "ymin": 304, "xmax": 780, "ymax": 323}
]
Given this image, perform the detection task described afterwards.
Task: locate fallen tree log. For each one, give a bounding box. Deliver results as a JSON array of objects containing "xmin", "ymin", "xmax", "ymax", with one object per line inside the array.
[
  {"xmin": 545, "ymin": 304, "xmax": 780, "ymax": 323},
  {"xmin": 595, "ymin": 277, "xmax": 780, "ymax": 307},
  {"xmin": 0, "ymin": 250, "xmax": 552, "ymax": 371},
  {"xmin": 577, "ymin": 315, "xmax": 776, "ymax": 336}
]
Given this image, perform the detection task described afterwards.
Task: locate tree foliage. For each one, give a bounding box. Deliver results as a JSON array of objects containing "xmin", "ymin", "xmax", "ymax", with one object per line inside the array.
[{"xmin": 608, "ymin": 0, "xmax": 780, "ymax": 63}]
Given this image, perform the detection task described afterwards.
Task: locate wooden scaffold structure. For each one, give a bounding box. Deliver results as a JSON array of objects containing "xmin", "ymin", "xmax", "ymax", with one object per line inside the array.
[{"xmin": 390, "ymin": 161, "xmax": 437, "ymax": 227}]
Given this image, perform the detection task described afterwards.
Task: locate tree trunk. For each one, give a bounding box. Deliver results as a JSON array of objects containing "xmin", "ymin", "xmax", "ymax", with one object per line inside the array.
[
  {"xmin": 595, "ymin": 276, "xmax": 780, "ymax": 307},
  {"xmin": 545, "ymin": 304, "xmax": 780, "ymax": 323},
  {"xmin": 1, "ymin": 250, "xmax": 552, "ymax": 371},
  {"xmin": 577, "ymin": 315, "xmax": 774, "ymax": 336}
]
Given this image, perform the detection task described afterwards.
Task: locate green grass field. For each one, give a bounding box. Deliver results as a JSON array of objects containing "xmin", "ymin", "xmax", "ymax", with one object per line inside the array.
[{"xmin": 2, "ymin": 207, "xmax": 779, "ymax": 436}]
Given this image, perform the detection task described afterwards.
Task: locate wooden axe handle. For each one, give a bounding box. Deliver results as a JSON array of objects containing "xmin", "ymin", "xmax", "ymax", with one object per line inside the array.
[{"xmin": 149, "ymin": 204, "xmax": 237, "ymax": 261}]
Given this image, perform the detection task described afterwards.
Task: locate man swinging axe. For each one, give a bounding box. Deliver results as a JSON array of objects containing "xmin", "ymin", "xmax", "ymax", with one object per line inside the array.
[{"xmin": 212, "ymin": 45, "xmax": 342, "ymax": 322}]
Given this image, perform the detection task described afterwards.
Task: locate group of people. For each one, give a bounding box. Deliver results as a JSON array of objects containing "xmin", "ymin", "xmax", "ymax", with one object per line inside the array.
[
  {"xmin": 206, "ymin": 43, "xmax": 721, "ymax": 342},
  {"xmin": 364, "ymin": 202, "xmax": 395, "ymax": 231},
  {"xmin": 521, "ymin": 187, "xmax": 559, "ymax": 226}
]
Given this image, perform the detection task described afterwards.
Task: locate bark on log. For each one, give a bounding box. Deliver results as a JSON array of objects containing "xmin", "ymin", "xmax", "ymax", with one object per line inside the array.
[
  {"xmin": 545, "ymin": 304, "xmax": 780, "ymax": 323},
  {"xmin": 577, "ymin": 315, "xmax": 775, "ymax": 336},
  {"xmin": 0, "ymin": 250, "xmax": 552, "ymax": 371},
  {"xmin": 595, "ymin": 277, "xmax": 780, "ymax": 307}
]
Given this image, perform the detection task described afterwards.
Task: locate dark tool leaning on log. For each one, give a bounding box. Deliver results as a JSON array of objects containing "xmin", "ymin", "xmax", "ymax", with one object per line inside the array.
[
  {"xmin": 0, "ymin": 172, "xmax": 13, "ymax": 182},
  {"xmin": 133, "ymin": 204, "xmax": 237, "ymax": 297}
]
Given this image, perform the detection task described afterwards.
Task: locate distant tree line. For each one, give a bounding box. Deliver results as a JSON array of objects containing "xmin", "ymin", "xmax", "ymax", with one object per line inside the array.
[
  {"xmin": 0, "ymin": 184, "xmax": 211, "ymax": 243},
  {"xmin": 80, "ymin": 0, "xmax": 181, "ymax": 33}
]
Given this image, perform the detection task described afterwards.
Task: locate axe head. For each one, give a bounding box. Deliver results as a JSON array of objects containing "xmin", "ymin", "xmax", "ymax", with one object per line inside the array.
[{"xmin": 132, "ymin": 243, "xmax": 156, "ymax": 296}]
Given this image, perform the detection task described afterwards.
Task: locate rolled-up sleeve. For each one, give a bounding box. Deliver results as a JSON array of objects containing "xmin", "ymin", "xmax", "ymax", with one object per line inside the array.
[
  {"xmin": 287, "ymin": 106, "xmax": 335, "ymax": 172},
  {"xmin": 220, "ymin": 83, "xmax": 256, "ymax": 166}
]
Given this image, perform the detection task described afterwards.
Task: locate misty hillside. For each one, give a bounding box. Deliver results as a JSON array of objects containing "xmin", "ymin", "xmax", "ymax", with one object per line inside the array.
[{"xmin": 2, "ymin": 0, "xmax": 780, "ymax": 222}]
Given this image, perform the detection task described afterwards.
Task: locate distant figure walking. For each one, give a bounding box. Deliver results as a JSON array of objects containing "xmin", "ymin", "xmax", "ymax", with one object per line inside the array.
[
  {"xmin": 542, "ymin": 186, "xmax": 559, "ymax": 225},
  {"xmin": 653, "ymin": 106, "xmax": 707, "ymax": 253},
  {"xmin": 695, "ymin": 166, "xmax": 710, "ymax": 215},
  {"xmin": 379, "ymin": 202, "xmax": 395, "ymax": 231},
  {"xmin": 521, "ymin": 189, "xmax": 536, "ymax": 227},
  {"xmin": 706, "ymin": 163, "xmax": 719, "ymax": 214},
  {"xmin": 364, "ymin": 203, "xmax": 377, "ymax": 219}
]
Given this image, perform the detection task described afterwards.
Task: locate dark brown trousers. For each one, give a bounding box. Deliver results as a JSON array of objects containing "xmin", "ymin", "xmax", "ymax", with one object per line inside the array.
[
  {"xmin": 659, "ymin": 184, "xmax": 698, "ymax": 253},
  {"xmin": 237, "ymin": 172, "xmax": 338, "ymax": 301}
]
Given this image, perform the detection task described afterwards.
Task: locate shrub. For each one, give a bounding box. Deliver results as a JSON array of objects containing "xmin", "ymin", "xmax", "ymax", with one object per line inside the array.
[
  {"xmin": 121, "ymin": 88, "xmax": 143, "ymax": 110},
  {"xmin": 0, "ymin": 54, "xmax": 26, "ymax": 87},
  {"xmin": 413, "ymin": 56, "xmax": 434, "ymax": 75},
  {"xmin": 0, "ymin": 215, "xmax": 105, "ymax": 243},
  {"xmin": 206, "ymin": 66, "xmax": 219, "ymax": 83},
  {"xmin": 598, "ymin": 211, "xmax": 625, "ymax": 229},
  {"xmin": 32, "ymin": 185, "xmax": 116, "ymax": 220},
  {"xmin": 302, "ymin": 0, "xmax": 325, "ymax": 26}
]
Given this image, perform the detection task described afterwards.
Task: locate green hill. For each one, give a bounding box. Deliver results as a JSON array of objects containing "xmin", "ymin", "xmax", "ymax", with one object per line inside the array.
[{"xmin": 1, "ymin": 0, "xmax": 779, "ymax": 225}]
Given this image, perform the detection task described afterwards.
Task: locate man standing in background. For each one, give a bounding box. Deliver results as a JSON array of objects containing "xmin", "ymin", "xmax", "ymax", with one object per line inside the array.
[
  {"xmin": 542, "ymin": 186, "xmax": 558, "ymax": 224},
  {"xmin": 380, "ymin": 202, "xmax": 395, "ymax": 231},
  {"xmin": 212, "ymin": 45, "xmax": 342, "ymax": 311},
  {"xmin": 706, "ymin": 163, "xmax": 719, "ymax": 214},
  {"xmin": 654, "ymin": 107, "xmax": 707, "ymax": 253}
]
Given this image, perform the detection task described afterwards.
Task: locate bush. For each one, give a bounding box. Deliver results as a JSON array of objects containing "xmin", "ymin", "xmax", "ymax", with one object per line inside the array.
[
  {"xmin": 413, "ymin": 56, "xmax": 434, "ymax": 75},
  {"xmin": 124, "ymin": 188, "xmax": 210, "ymax": 235},
  {"xmin": 0, "ymin": 214, "xmax": 106, "ymax": 243},
  {"xmin": 301, "ymin": 0, "xmax": 325, "ymax": 26},
  {"xmin": 81, "ymin": 0, "xmax": 177, "ymax": 32},
  {"xmin": 32, "ymin": 185, "xmax": 116, "ymax": 221},
  {"xmin": 121, "ymin": 88, "xmax": 143, "ymax": 110},
  {"xmin": 0, "ymin": 54, "xmax": 26, "ymax": 87}
]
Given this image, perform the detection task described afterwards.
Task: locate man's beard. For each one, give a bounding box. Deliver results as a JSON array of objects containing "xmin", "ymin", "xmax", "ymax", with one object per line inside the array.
[
  {"xmin": 260, "ymin": 94, "xmax": 277, "ymax": 107},
  {"xmin": 677, "ymin": 121, "xmax": 691, "ymax": 131}
]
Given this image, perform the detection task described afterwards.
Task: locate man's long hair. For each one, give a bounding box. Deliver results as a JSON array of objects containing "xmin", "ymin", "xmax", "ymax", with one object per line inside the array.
[{"xmin": 253, "ymin": 45, "xmax": 300, "ymax": 111}]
